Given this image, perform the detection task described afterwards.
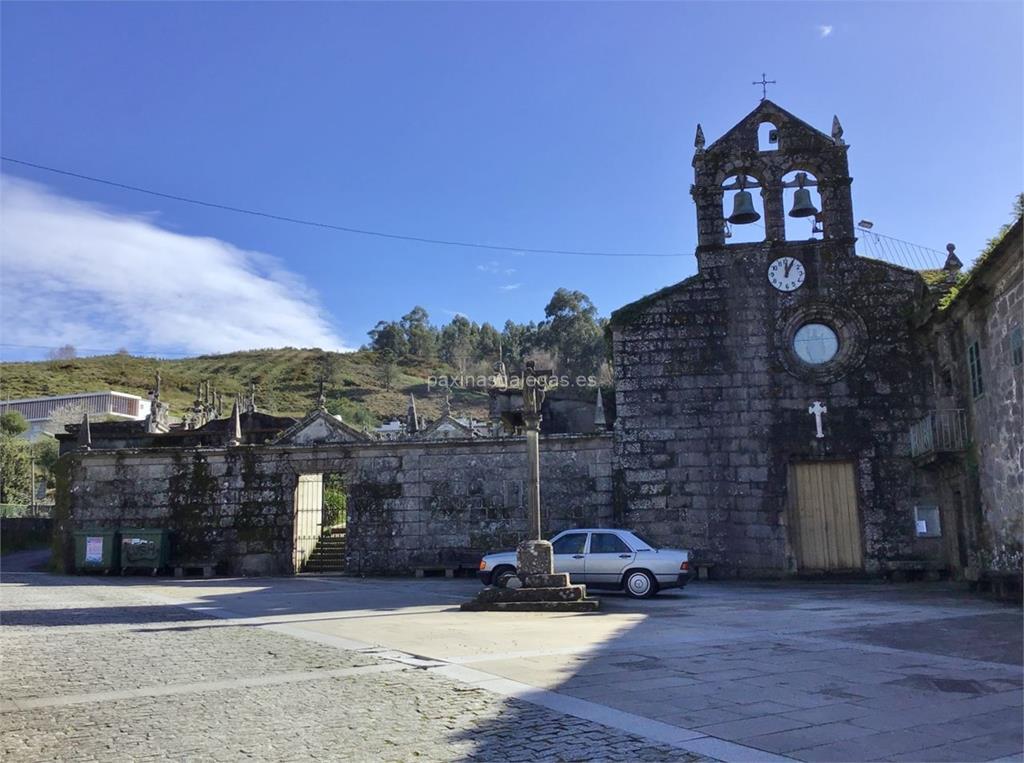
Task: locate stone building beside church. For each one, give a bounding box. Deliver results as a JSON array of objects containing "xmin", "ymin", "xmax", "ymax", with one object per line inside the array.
[{"xmin": 53, "ymin": 100, "xmax": 1022, "ymax": 590}]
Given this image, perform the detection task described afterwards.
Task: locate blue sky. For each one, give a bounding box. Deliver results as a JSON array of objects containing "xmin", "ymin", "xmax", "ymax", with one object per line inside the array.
[{"xmin": 2, "ymin": 1, "xmax": 1021, "ymax": 359}]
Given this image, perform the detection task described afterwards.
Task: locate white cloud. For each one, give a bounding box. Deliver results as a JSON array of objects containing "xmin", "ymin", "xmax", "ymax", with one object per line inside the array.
[
  {"xmin": 477, "ymin": 260, "xmax": 517, "ymax": 277},
  {"xmin": 818, "ymin": 24, "xmax": 833, "ymax": 38},
  {"xmin": 499, "ymin": 283, "xmax": 522, "ymax": 292},
  {"xmin": 0, "ymin": 176, "xmax": 350, "ymax": 356}
]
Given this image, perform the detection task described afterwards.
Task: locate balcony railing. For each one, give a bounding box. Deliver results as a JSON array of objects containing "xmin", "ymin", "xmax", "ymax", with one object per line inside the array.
[{"xmin": 910, "ymin": 409, "xmax": 969, "ymax": 458}]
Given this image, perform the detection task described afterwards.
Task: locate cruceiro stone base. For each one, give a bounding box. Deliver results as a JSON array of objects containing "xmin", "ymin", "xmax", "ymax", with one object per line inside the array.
[{"xmin": 461, "ymin": 540, "xmax": 600, "ymax": 612}]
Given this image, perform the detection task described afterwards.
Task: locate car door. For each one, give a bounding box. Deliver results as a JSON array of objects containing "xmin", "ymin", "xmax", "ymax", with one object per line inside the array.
[
  {"xmin": 550, "ymin": 532, "xmax": 589, "ymax": 583},
  {"xmin": 584, "ymin": 532, "xmax": 636, "ymax": 586}
]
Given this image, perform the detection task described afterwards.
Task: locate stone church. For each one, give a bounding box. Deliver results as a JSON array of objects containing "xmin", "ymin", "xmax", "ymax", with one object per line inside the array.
[
  {"xmin": 610, "ymin": 99, "xmax": 933, "ymax": 577},
  {"xmin": 54, "ymin": 100, "xmax": 1022, "ymax": 590}
]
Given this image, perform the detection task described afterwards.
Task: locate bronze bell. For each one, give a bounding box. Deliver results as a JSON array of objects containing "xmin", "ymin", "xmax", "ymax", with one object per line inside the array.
[
  {"xmin": 727, "ymin": 190, "xmax": 760, "ymax": 225},
  {"xmin": 789, "ymin": 187, "xmax": 818, "ymax": 218}
]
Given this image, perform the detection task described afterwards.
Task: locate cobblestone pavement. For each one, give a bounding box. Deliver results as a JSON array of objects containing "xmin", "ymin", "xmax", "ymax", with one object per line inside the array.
[{"xmin": 0, "ymin": 572, "xmax": 705, "ymax": 762}]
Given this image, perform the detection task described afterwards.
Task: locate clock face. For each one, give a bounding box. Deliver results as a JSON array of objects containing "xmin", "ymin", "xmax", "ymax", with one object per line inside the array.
[{"xmin": 767, "ymin": 257, "xmax": 806, "ymax": 292}]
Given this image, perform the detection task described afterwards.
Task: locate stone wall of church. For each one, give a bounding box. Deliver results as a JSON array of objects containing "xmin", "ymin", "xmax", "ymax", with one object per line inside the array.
[
  {"xmin": 611, "ymin": 241, "xmax": 935, "ymax": 577},
  {"xmin": 970, "ymin": 248, "xmax": 1024, "ymax": 574},
  {"xmin": 55, "ymin": 434, "xmax": 613, "ymax": 576}
]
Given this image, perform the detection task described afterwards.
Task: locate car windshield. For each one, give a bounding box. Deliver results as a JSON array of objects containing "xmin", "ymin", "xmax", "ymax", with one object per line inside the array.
[{"xmin": 628, "ymin": 531, "xmax": 658, "ymax": 550}]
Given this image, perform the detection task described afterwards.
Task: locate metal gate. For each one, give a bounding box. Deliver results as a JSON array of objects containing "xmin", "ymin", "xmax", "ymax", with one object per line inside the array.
[
  {"xmin": 789, "ymin": 461, "xmax": 863, "ymax": 571},
  {"xmin": 293, "ymin": 473, "xmax": 324, "ymax": 572}
]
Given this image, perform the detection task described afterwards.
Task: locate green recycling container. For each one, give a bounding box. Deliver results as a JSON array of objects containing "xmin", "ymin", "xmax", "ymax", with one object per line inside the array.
[
  {"xmin": 120, "ymin": 528, "xmax": 170, "ymax": 574},
  {"xmin": 73, "ymin": 529, "xmax": 120, "ymax": 574}
]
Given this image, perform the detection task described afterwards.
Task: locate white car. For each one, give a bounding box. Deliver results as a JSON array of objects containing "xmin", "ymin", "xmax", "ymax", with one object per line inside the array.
[{"xmin": 477, "ymin": 528, "xmax": 692, "ymax": 599}]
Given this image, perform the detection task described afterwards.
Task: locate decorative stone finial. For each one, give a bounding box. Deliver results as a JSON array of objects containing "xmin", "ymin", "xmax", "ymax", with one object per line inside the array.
[
  {"xmin": 831, "ymin": 115, "xmax": 845, "ymax": 145},
  {"xmin": 594, "ymin": 388, "xmax": 607, "ymax": 430},
  {"xmin": 943, "ymin": 243, "xmax": 962, "ymax": 272},
  {"xmin": 247, "ymin": 380, "xmax": 257, "ymax": 414},
  {"xmin": 146, "ymin": 371, "xmax": 170, "ymax": 433},
  {"xmin": 316, "ymin": 374, "xmax": 327, "ymax": 411},
  {"xmin": 228, "ymin": 398, "xmax": 242, "ymax": 446},
  {"xmin": 694, "ymin": 123, "xmax": 705, "ymax": 153},
  {"xmin": 444, "ymin": 391, "xmax": 452, "ymax": 417},
  {"xmin": 407, "ymin": 394, "xmax": 419, "ymax": 434},
  {"xmin": 77, "ymin": 412, "xmax": 92, "ymax": 451}
]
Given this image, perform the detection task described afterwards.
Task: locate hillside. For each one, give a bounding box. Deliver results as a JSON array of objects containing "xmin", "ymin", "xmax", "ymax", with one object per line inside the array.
[{"xmin": 0, "ymin": 349, "xmax": 490, "ymax": 427}]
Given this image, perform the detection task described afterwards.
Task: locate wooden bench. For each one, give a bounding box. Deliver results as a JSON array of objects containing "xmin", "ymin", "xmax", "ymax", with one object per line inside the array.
[
  {"xmin": 414, "ymin": 566, "xmax": 458, "ymax": 579},
  {"xmin": 174, "ymin": 561, "xmax": 216, "ymax": 578}
]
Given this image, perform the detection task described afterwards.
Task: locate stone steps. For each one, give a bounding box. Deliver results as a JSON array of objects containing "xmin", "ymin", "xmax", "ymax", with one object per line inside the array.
[
  {"xmin": 461, "ymin": 597, "xmax": 599, "ymax": 612},
  {"xmin": 473, "ymin": 584, "xmax": 589, "ymax": 603},
  {"xmin": 302, "ymin": 534, "xmax": 347, "ymax": 573}
]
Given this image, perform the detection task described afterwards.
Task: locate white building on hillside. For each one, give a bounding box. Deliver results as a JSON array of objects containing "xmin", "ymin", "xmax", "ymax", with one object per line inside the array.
[{"xmin": 0, "ymin": 391, "xmax": 151, "ymax": 438}]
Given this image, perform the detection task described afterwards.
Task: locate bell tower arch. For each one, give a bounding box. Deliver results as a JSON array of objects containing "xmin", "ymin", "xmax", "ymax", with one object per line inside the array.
[{"xmin": 691, "ymin": 100, "xmax": 855, "ymax": 257}]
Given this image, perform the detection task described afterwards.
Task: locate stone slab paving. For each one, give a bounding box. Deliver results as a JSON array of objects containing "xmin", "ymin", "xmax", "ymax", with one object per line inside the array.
[
  {"xmin": 498, "ymin": 588, "xmax": 1024, "ymax": 762},
  {"xmin": 0, "ymin": 571, "xmax": 706, "ymax": 762},
  {"xmin": 3, "ymin": 564, "xmax": 1022, "ymax": 763}
]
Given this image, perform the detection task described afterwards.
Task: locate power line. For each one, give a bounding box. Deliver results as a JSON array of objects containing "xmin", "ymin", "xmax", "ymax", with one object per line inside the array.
[
  {"xmin": 1, "ymin": 156, "xmax": 687, "ymax": 259},
  {"xmin": 2, "ymin": 155, "xmax": 950, "ymax": 267}
]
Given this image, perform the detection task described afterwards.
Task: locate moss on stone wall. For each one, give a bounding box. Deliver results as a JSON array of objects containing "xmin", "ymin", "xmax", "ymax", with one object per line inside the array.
[
  {"xmin": 167, "ymin": 452, "xmax": 219, "ymax": 560},
  {"xmin": 50, "ymin": 455, "xmax": 75, "ymax": 572}
]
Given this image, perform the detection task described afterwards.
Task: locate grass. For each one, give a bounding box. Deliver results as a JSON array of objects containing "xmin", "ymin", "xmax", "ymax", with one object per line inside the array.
[{"xmin": 0, "ymin": 349, "xmax": 490, "ymax": 425}]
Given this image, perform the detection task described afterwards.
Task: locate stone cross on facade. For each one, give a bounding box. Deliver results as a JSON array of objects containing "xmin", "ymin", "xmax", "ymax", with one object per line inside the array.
[{"xmin": 808, "ymin": 401, "xmax": 828, "ymax": 439}]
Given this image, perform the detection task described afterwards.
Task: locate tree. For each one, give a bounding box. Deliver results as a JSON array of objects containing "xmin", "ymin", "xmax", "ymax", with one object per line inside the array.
[
  {"xmin": 540, "ymin": 288, "xmax": 605, "ymax": 379},
  {"xmin": 1, "ymin": 411, "xmax": 29, "ymax": 436},
  {"xmin": 323, "ymin": 474, "xmax": 348, "ymax": 527},
  {"xmin": 32, "ymin": 436, "xmax": 60, "ymax": 486},
  {"xmin": 439, "ymin": 316, "xmax": 478, "ymax": 373},
  {"xmin": 367, "ymin": 321, "xmax": 409, "ymax": 357},
  {"xmin": 374, "ymin": 349, "xmax": 399, "ymax": 391},
  {"xmin": 47, "ymin": 344, "xmax": 77, "ymax": 361},
  {"xmin": 501, "ymin": 320, "xmax": 541, "ymax": 366},
  {"xmin": 0, "ymin": 432, "xmax": 31, "ymax": 504},
  {"xmin": 476, "ymin": 322, "xmax": 501, "ymax": 361},
  {"xmin": 401, "ymin": 306, "xmax": 438, "ymax": 361}
]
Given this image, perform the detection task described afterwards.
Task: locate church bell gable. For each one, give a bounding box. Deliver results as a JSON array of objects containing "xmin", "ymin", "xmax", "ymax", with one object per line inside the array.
[{"xmin": 692, "ymin": 100, "xmax": 855, "ymax": 251}]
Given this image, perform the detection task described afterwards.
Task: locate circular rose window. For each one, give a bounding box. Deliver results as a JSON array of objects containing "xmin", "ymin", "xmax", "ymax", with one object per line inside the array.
[{"xmin": 793, "ymin": 323, "xmax": 839, "ymax": 365}]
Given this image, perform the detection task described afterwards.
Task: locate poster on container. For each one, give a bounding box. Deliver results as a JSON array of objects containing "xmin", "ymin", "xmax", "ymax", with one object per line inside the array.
[{"xmin": 85, "ymin": 536, "xmax": 103, "ymax": 563}]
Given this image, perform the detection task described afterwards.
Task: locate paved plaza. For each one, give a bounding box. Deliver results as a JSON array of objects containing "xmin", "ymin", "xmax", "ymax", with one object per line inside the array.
[{"xmin": 1, "ymin": 553, "xmax": 1021, "ymax": 762}]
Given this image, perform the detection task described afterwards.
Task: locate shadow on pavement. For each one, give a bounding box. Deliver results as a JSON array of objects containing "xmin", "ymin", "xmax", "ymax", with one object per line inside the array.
[{"xmin": 3, "ymin": 566, "xmax": 1021, "ymax": 761}]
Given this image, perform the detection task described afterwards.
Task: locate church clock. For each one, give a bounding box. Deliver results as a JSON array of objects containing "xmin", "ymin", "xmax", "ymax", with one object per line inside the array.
[{"xmin": 767, "ymin": 257, "xmax": 805, "ymax": 292}]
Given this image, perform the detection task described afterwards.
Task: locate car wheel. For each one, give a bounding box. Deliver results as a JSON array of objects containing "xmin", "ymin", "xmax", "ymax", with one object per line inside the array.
[
  {"xmin": 624, "ymin": 570, "xmax": 657, "ymax": 599},
  {"xmin": 493, "ymin": 566, "xmax": 518, "ymax": 589}
]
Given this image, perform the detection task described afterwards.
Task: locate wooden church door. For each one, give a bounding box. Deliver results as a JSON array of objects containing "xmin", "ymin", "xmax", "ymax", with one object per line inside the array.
[{"xmin": 789, "ymin": 462, "xmax": 864, "ymax": 571}]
